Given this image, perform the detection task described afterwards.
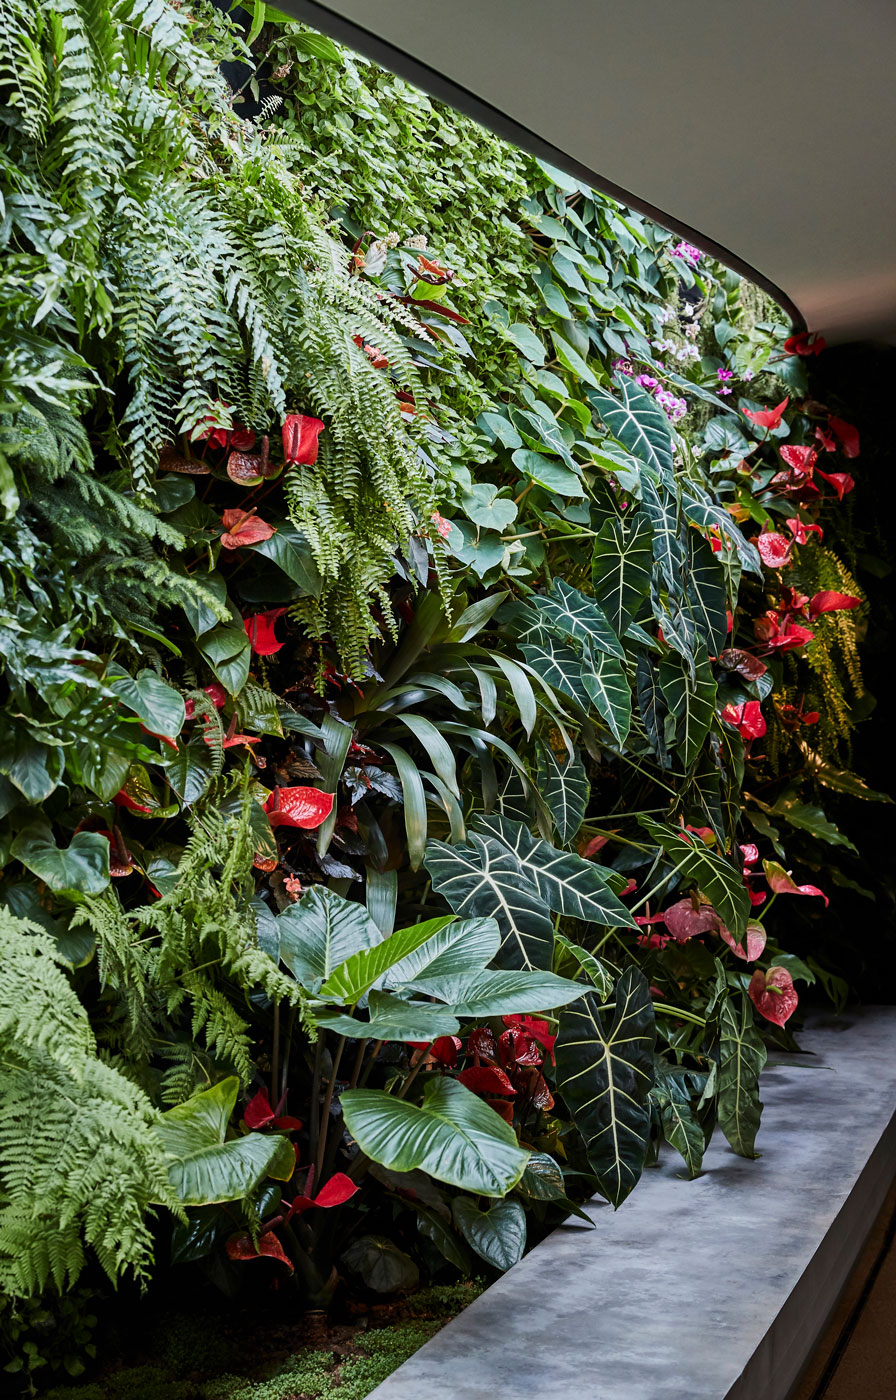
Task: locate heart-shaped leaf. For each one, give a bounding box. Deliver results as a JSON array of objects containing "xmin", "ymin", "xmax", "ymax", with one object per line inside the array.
[
  {"xmin": 278, "ymin": 886, "xmax": 384, "ymax": 986},
  {"xmin": 11, "ymin": 823, "xmax": 111, "ymax": 896},
  {"xmin": 157, "ymin": 1078, "xmax": 294, "ymax": 1206},
  {"xmin": 452, "ymin": 1198, "xmax": 526, "ymax": 1271},
  {"xmin": 108, "ymin": 668, "xmax": 186, "ymax": 740},
  {"xmin": 590, "ymin": 512, "xmax": 653, "ymax": 634}
]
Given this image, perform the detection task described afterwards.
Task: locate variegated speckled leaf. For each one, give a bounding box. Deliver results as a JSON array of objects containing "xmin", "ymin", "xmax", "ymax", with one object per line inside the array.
[
  {"xmin": 532, "ymin": 580, "xmax": 624, "ymax": 659},
  {"xmin": 658, "ymin": 646, "xmax": 717, "ymax": 769},
  {"xmin": 587, "ymin": 379, "xmax": 674, "ymax": 481},
  {"xmin": 423, "ymin": 833, "xmax": 553, "ymax": 970},
  {"xmin": 582, "ymin": 647, "xmax": 631, "ymax": 746},
  {"xmin": 591, "ymin": 511, "xmax": 653, "ymax": 635},
  {"xmin": 536, "ymin": 740, "xmax": 590, "ymax": 844},
  {"xmin": 472, "ymin": 813, "xmax": 637, "ymax": 928},
  {"xmin": 555, "ymin": 968, "xmax": 656, "ymax": 1207}
]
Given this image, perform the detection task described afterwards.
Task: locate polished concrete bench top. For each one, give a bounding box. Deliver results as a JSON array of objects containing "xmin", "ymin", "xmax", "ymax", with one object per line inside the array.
[{"xmin": 367, "ymin": 1006, "xmax": 896, "ymax": 1400}]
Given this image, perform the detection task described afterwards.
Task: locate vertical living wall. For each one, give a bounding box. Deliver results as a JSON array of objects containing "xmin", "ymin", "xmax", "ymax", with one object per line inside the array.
[{"xmin": 0, "ymin": 1, "xmax": 889, "ymax": 1385}]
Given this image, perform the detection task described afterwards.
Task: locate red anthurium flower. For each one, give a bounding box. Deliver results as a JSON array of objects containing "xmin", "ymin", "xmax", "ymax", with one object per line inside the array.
[
  {"xmin": 754, "ymin": 611, "xmax": 814, "ymax": 654},
  {"xmin": 244, "ymin": 1088, "xmax": 303, "ymax": 1133},
  {"xmin": 430, "ymin": 1035, "xmax": 462, "ymax": 1068},
  {"xmin": 748, "ymin": 888, "xmax": 767, "ymax": 907},
  {"xmin": 498, "ymin": 1028, "xmax": 541, "ymax": 1069},
  {"xmin": 755, "ymin": 532, "xmax": 792, "ymax": 569},
  {"xmin": 815, "ymin": 425, "xmax": 837, "ymax": 453},
  {"xmin": 513, "ymin": 1065, "xmax": 554, "ymax": 1111},
  {"xmin": 579, "ymin": 833, "xmax": 609, "ymax": 859},
  {"xmin": 113, "ymin": 789, "xmax": 154, "ymax": 814},
  {"xmin": 416, "ymin": 254, "xmax": 454, "ymax": 284},
  {"xmin": 457, "ymin": 1065, "xmax": 517, "ymax": 1096},
  {"xmin": 784, "ymin": 331, "xmax": 826, "ymax": 357},
  {"xmin": 780, "ymin": 585, "xmax": 811, "ymax": 615},
  {"xmin": 740, "ymin": 844, "xmax": 760, "ymax": 867},
  {"xmin": 244, "ymin": 608, "xmax": 289, "ymax": 656},
  {"xmin": 721, "ymin": 701, "xmax": 766, "ymax": 741},
  {"xmin": 502, "ymin": 1015, "xmax": 557, "ymax": 1061},
  {"xmin": 282, "ymin": 413, "xmax": 325, "ymax": 465},
  {"xmin": 286, "ymin": 1173, "xmax": 358, "ymax": 1219},
  {"xmin": 720, "ymin": 920, "xmax": 767, "ymax": 962},
  {"xmin": 827, "ymin": 415, "xmax": 860, "ymax": 458},
  {"xmin": 206, "ymin": 682, "xmax": 227, "ymax": 708},
  {"xmin": 636, "ymin": 929, "xmax": 671, "ymax": 949},
  {"xmin": 749, "ymin": 966, "xmax": 799, "ymax": 1027},
  {"xmin": 718, "ymin": 649, "xmax": 768, "ymax": 682},
  {"xmin": 808, "ymin": 591, "xmax": 861, "ymax": 618},
  {"xmin": 263, "ymin": 786, "xmax": 334, "ymax": 830},
  {"xmin": 467, "ymin": 1027, "xmax": 497, "ymax": 1062},
  {"xmin": 662, "ymin": 898, "xmax": 719, "ymax": 943},
  {"xmin": 763, "ymin": 859, "xmax": 829, "ymax": 905},
  {"xmin": 779, "ymin": 445, "xmax": 818, "ymax": 477},
  {"xmin": 486, "ymin": 1098, "xmax": 515, "ymax": 1125},
  {"xmin": 742, "ymin": 396, "xmax": 789, "ymax": 431},
  {"xmin": 226, "ymin": 1233, "xmax": 293, "ymax": 1270},
  {"xmin": 220, "ymin": 508, "xmax": 276, "ymax": 550},
  {"xmin": 786, "ymin": 517, "xmax": 823, "ymax": 545},
  {"xmin": 816, "ymin": 470, "xmax": 855, "ymax": 500}
]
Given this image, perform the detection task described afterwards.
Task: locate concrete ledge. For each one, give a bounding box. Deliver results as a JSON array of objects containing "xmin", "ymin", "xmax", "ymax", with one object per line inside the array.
[{"xmin": 366, "ymin": 1007, "xmax": 896, "ymax": 1400}]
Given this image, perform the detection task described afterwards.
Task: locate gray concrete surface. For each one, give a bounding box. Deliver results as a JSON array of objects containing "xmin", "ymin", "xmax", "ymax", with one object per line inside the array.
[{"xmin": 367, "ymin": 1007, "xmax": 896, "ymax": 1400}]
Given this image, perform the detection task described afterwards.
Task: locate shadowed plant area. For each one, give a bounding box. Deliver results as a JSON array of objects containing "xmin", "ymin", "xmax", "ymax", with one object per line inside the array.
[{"xmin": 0, "ymin": 0, "xmax": 890, "ymax": 1393}]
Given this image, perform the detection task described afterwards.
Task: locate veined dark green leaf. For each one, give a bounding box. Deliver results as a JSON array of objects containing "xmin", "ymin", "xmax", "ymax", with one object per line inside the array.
[
  {"xmin": 718, "ymin": 992, "xmax": 767, "ymax": 1158},
  {"xmin": 521, "ymin": 635, "xmax": 590, "ymax": 711},
  {"xmin": 587, "ymin": 379, "xmax": 674, "ymax": 480},
  {"xmin": 472, "ymin": 813, "xmax": 636, "ymax": 928},
  {"xmin": 591, "ymin": 511, "xmax": 653, "ymax": 634},
  {"xmin": 582, "ymin": 647, "xmax": 631, "ymax": 746},
  {"xmin": 536, "ymin": 740, "xmax": 589, "ymax": 844},
  {"xmin": 453, "ymin": 1198, "xmax": 526, "ymax": 1272},
  {"xmin": 553, "ymin": 934, "xmax": 614, "ymax": 998},
  {"xmin": 658, "ymin": 646, "xmax": 716, "ymax": 768},
  {"xmin": 687, "ymin": 533, "xmax": 729, "ymax": 656},
  {"xmin": 650, "ymin": 1081, "xmax": 705, "ymax": 1178},
  {"xmin": 650, "ymin": 583, "xmax": 698, "ymax": 677},
  {"xmin": 635, "ymin": 652, "xmax": 670, "ymax": 768},
  {"xmin": 555, "ymin": 968, "xmax": 656, "ymax": 1207},
  {"xmin": 638, "ymin": 817, "xmax": 750, "ymax": 939},
  {"xmin": 341, "ymin": 1078, "xmax": 530, "ymax": 1197},
  {"xmin": 533, "ymin": 579, "xmax": 624, "ymax": 659},
  {"xmin": 681, "ymin": 488, "xmax": 762, "ymax": 576},
  {"xmin": 767, "ymin": 794, "xmax": 859, "ymax": 852},
  {"xmin": 423, "ymin": 834, "xmax": 553, "ymax": 970},
  {"xmin": 511, "ymin": 448, "xmax": 585, "ymax": 498},
  {"xmin": 11, "ymin": 823, "xmax": 110, "ymax": 896}
]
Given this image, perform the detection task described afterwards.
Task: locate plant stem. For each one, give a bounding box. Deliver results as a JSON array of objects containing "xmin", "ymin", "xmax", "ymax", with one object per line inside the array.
[
  {"xmin": 270, "ymin": 1001, "xmax": 280, "ymax": 1103},
  {"xmin": 308, "ymin": 1031, "xmax": 323, "ymax": 1170},
  {"xmin": 358, "ymin": 1040, "xmax": 384, "ymax": 1087},
  {"xmin": 280, "ymin": 1005, "xmax": 297, "ymax": 1103},
  {"xmin": 396, "ymin": 1056, "xmax": 425, "ymax": 1101},
  {"xmin": 348, "ymin": 1039, "xmax": 366, "ymax": 1092},
  {"xmin": 315, "ymin": 1036, "xmax": 346, "ymax": 1182}
]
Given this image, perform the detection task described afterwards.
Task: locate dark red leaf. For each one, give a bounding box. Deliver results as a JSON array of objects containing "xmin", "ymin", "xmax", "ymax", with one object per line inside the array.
[
  {"xmin": 226, "ymin": 1232, "xmax": 294, "ymax": 1269},
  {"xmin": 457, "ymin": 1065, "xmax": 517, "ymax": 1096},
  {"xmin": 718, "ymin": 649, "xmax": 768, "ymax": 682},
  {"xmin": 502, "ymin": 1015, "xmax": 556, "ymax": 1060},
  {"xmin": 466, "ymin": 1027, "xmax": 497, "ymax": 1061}
]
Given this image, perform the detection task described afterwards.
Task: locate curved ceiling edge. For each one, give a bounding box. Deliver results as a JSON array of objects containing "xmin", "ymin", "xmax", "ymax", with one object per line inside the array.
[{"xmin": 284, "ymin": 0, "xmax": 806, "ymax": 332}]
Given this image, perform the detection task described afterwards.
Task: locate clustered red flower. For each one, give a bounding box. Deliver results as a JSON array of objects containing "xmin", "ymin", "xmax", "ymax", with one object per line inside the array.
[{"xmin": 413, "ymin": 1016, "xmax": 556, "ymax": 1125}]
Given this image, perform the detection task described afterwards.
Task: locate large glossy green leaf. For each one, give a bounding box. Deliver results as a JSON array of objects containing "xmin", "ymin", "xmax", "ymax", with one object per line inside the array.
[
  {"xmin": 1, "ymin": 734, "xmax": 64, "ymax": 803},
  {"xmin": 248, "ymin": 519, "xmax": 321, "ymax": 596},
  {"xmin": 341, "ymin": 1078, "xmax": 530, "ymax": 1196},
  {"xmin": 108, "ymin": 667, "xmax": 186, "ymax": 739},
  {"xmin": 196, "ymin": 625, "xmax": 251, "ymax": 696},
  {"xmin": 587, "ymin": 379, "xmax": 674, "ymax": 480},
  {"xmin": 278, "ymin": 886, "xmax": 384, "ymax": 986},
  {"xmin": 423, "ymin": 834, "xmax": 553, "ymax": 971},
  {"xmin": 533, "ymin": 580, "xmax": 624, "ymax": 659},
  {"xmin": 639, "ymin": 817, "xmax": 750, "ymax": 938},
  {"xmin": 472, "ymin": 814, "xmax": 636, "ymax": 928},
  {"xmin": 687, "ymin": 534, "xmax": 729, "ymax": 656},
  {"xmin": 11, "ymin": 823, "xmax": 110, "ymax": 896},
  {"xmin": 453, "ymin": 1198, "xmax": 526, "ymax": 1271},
  {"xmin": 521, "ymin": 635, "xmax": 590, "ymax": 711},
  {"xmin": 314, "ymin": 990, "xmax": 461, "ymax": 1042},
  {"xmin": 555, "ymin": 968, "xmax": 656, "ymax": 1207},
  {"xmin": 718, "ymin": 993, "xmax": 767, "ymax": 1158},
  {"xmin": 582, "ymin": 647, "xmax": 631, "ymax": 746},
  {"xmin": 658, "ymin": 647, "xmax": 716, "ymax": 768},
  {"xmin": 410, "ymin": 967, "xmax": 586, "ymax": 1017},
  {"xmin": 536, "ymin": 740, "xmax": 589, "ymax": 844},
  {"xmin": 590, "ymin": 512, "xmax": 653, "ymax": 634},
  {"xmin": 382, "ymin": 917, "xmax": 500, "ymax": 988},
  {"xmin": 511, "ymin": 448, "xmax": 585, "ymax": 498},
  {"xmin": 157, "ymin": 1078, "xmax": 294, "ymax": 1206},
  {"xmin": 317, "ymin": 916, "xmax": 455, "ymax": 1006}
]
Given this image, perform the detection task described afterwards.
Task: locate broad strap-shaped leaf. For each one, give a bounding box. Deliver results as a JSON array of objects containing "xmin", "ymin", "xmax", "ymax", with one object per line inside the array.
[
  {"xmin": 658, "ymin": 646, "xmax": 717, "ymax": 769},
  {"xmin": 313, "ymin": 991, "xmax": 461, "ymax": 1042},
  {"xmin": 521, "ymin": 635, "xmax": 590, "ymax": 711},
  {"xmin": 453, "ymin": 1198, "xmax": 526, "ymax": 1271},
  {"xmin": 680, "ymin": 487, "xmax": 762, "ymax": 576},
  {"xmin": 536, "ymin": 740, "xmax": 589, "ymax": 844},
  {"xmin": 718, "ymin": 993, "xmax": 767, "ymax": 1157},
  {"xmin": 382, "ymin": 917, "xmax": 500, "ymax": 989},
  {"xmin": 640, "ymin": 475, "xmax": 686, "ymax": 594},
  {"xmin": 423, "ymin": 834, "xmax": 554, "ymax": 970},
  {"xmin": 635, "ymin": 652, "xmax": 670, "ymax": 768},
  {"xmin": 582, "ymin": 646, "xmax": 632, "ymax": 746},
  {"xmin": 687, "ymin": 533, "xmax": 729, "ymax": 656},
  {"xmin": 317, "ymin": 916, "xmax": 455, "ymax": 1006},
  {"xmin": 591, "ymin": 511, "xmax": 653, "ymax": 635},
  {"xmin": 472, "ymin": 813, "xmax": 637, "ymax": 928},
  {"xmin": 408, "ymin": 967, "xmax": 588, "ymax": 1017},
  {"xmin": 639, "ymin": 818, "xmax": 750, "ymax": 939},
  {"xmin": 532, "ymin": 580, "xmax": 624, "ymax": 659},
  {"xmin": 158, "ymin": 1078, "xmax": 294, "ymax": 1207},
  {"xmin": 395, "ymin": 713, "xmax": 460, "ymax": 798},
  {"xmin": 555, "ymin": 968, "xmax": 656, "ymax": 1207},
  {"xmin": 278, "ymin": 886, "xmax": 384, "ymax": 987},
  {"xmin": 587, "ymin": 379, "xmax": 674, "ymax": 481},
  {"xmin": 340, "ymin": 1078, "xmax": 530, "ymax": 1197}
]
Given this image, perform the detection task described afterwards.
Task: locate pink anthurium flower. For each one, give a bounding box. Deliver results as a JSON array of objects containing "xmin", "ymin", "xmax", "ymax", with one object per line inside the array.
[
  {"xmin": 220, "ymin": 508, "xmax": 276, "ymax": 550},
  {"xmin": 662, "ymin": 897, "xmax": 719, "ymax": 942},
  {"xmin": 808, "ymin": 591, "xmax": 861, "ymax": 618},
  {"xmin": 762, "ymin": 859, "xmax": 829, "ymax": 906},
  {"xmin": 244, "ymin": 608, "xmax": 289, "ymax": 656},
  {"xmin": 786, "ymin": 517, "xmax": 823, "ymax": 545},
  {"xmin": 749, "ymin": 966, "xmax": 799, "ymax": 1026},
  {"xmin": 263, "ymin": 786, "xmax": 334, "ymax": 830},
  {"xmin": 742, "ymin": 396, "xmax": 789, "ymax": 431},
  {"xmin": 282, "ymin": 413, "xmax": 325, "ymax": 465},
  {"xmin": 755, "ymin": 531, "xmax": 792, "ymax": 568},
  {"xmin": 719, "ymin": 920, "xmax": 767, "ymax": 962},
  {"xmin": 720, "ymin": 701, "xmax": 766, "ymax": 741}
]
